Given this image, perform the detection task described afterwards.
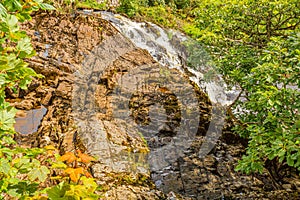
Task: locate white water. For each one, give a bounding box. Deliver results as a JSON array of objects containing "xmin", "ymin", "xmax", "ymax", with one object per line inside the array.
[{"xmin": 99, "ymin": 11, "xmax": 238, "ymax": 106}]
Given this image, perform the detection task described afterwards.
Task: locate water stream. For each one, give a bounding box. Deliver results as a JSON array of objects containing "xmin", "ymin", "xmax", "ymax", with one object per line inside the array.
[
  {"xmin": 93, "ymin": 12, "xmax": 239, "ymax": 196},
  {"xmin": 100, "ymin": 11, "xmax": 238, "ymax": 106},
  {"xmin": 98, "ymin": 10, "xmax": 238, "ymax": 165}
]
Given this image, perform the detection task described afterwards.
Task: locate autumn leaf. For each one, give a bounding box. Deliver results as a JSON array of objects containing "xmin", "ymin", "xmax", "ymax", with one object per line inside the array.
[
  {"xmin": 64, "ymin": 167, "xmax": 84, "ymax": 182},
  {"xmin": 81, "ymin": 176, "xmax": 98, "ymax": 192},
  {"xmin": 44, "ymin": 145, "xmax": 56, "ymax": 150},
  {"xmin": 44, "ymin": 145, "xmax": 57, "ymax": 156},
  {"xmin": 60, "ymin": 152, "xmax": 77, "ymax": 163},
  {"xmin": 76, "ymin": 150, "xmax": 95, "ymax": 163},
  {"xmin": 84, "ymin": 171, "xmax": 93, "ymax": 178}
]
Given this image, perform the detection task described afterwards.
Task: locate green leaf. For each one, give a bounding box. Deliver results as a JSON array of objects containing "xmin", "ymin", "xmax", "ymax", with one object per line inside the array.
[
  {"xmin": 13, "ymin": 157, "xmax": 31, "ymax": 173},
  {"xmin": 28, "ymin": 165, "xmax": 50, "ymax": 182},
  {"xmin": 268, "ymin": 151, "xmax": 277, "ymax": 160},
  {"xmin": 0, "ymin": 74, "xmax": 7, "ymax": 85},
  {"xmin": 51, "ymin": 161, "xmax": 67, "ymax": 169},
  {"xmin": 47, "ymin": 182, "xmax": 67, "ymax": 199},
  {"xmin": 39, "ymin": 3, "xmax": 55, "ymax": 10},
  {"xmin": 19, "ymin": 76, "xmax": 32, "ymax": 90},
  {"xmin": 16, "ymin": 12, "xmax": 32, "ymax": 22},
  {"xmin": 6, "ymin": 14, "xmax": 19, "ymax": 32},
  {"xmin": 1, "ymin": 136, "xmax": 16, "ymax": 145},
  {"xmin": 0, "ymin": 3, "xmax": 7, "ymax": 18},
  {"xmin": 16, "ymin": 37, "xmax": 34, "ymax": 58},
  {"xmin": 0, "ymin": 106, "xmax": 17, "ymax": 131},
  {"xmin": 0, "ymin": 158, "xmax": 11, "ymax": 175},
  {"xmin": 268, "ymin": 99, "xmax": 274, "ymax": 106},
  {"xmin": 24, "ymin": 147, "xmax": 45, "ymax": 157},
  {"xmin": 0, "ymin": 21, "xmax": 9, "ymax": 32},
  {"xmin": 81, "ymin": 177, "xmax": 98, "ymax": 193},
  {"xmin": 7, "ymin": 181, "xmax": 39, "ymax": 197},
  {"xmin": 3, "ymin": 0, "xmax": 22, "ymax": 12},
  {"xmin": 287, "ymin": 155, "xmax": 294, "ymax": 166}
]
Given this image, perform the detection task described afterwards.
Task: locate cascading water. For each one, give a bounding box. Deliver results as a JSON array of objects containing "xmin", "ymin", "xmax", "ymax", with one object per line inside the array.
[
  {"xmin": 74, "ymin": 10, "xmax": 240, "ymax": 198},
  {"xmin": 100, "ymin": 11, "xmax": 238, "ymax": 105},
  {"xmin": 94, "ymin": 11, "xmax": 241, "ymax": 196}
]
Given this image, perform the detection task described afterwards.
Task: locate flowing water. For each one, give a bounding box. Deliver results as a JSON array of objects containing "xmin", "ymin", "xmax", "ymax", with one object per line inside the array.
[
  {"xmin": 94, "ymin": 12, "xmax": 242, "ymax": 197},
  {"xmin": 12, "ymin": 11, "xmax": 298, "ymax": 198},
  {"xmin": 100, "ymin": 11, "xmax": 238, "ymax": 106}
]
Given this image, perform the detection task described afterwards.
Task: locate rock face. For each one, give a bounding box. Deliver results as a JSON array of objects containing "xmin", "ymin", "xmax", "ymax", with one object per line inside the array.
[
  {"xmin": 10, "ymin": 11, "xmax": 299, "ymax": 200},
  {"xmin": 17, "ymin": 12, "xmax": 166, "ymax": 199}
]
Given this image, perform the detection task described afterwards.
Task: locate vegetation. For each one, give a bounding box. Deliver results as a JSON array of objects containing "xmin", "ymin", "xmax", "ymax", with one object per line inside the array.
[
  {"xmin": 117, "ymin": 0, "xmax": 300, "ymax": 176},
  {"xmin": 0, "ymin": 0, "xmax": 299, "ymax": 197},
  {"xmin": 48, "ymin": 0, "xmax": 109, "ymax": 11},
  {"xmin": 0, "ymin": 0, "xmax": 51, "ymax": 198},
  {"xmin": 0, "ymin": 0, "xmax": 100, "ymax": 199}
]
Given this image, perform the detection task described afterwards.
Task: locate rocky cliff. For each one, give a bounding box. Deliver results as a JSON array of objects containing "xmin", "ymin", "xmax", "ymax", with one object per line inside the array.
[{"xmin": 9, "ymin": 11, "xmax": 300, "ymax": 199}]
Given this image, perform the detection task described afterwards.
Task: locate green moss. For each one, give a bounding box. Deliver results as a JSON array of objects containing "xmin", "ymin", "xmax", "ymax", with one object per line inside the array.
[{"xmin": 76, "ymin": 0, "xmax": 108, "ymax": 10}]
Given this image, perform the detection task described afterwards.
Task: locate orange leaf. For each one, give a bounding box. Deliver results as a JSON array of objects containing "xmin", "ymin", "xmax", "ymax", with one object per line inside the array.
[
  {"xmin": 64, "ymin": 167, "xmax": 84, "ymax": 182},
  {"xmin": 76, "ymin": 150, "xmax": 95, "ymax": 163},
  {"xmin": 60, "ymin": 152, "xmax": 77, "ymax": 163},
  {"xmin": 84, "ymin": 171, "xmax": 93, "ymax": 178}
]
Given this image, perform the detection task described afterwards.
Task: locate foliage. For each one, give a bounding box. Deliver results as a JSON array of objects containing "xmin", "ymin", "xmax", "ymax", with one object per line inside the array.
[
  {"xmin": 0, "ymin": 0, "xmax": 100, "ymax": 199},
  {"xmin": 46, "ymin": 149, "xmax": 99, "ymax": 199},
  {"xmin": 47, "ymin": 0, "xmax": 108, "ymax": 12},
  {"xmin": 116, "ymin": 0, "xmax": 300, "ymax": 175},
  {"xmin": 0, "ymin": 0, "xmax": 54, "ymax": 198},
  {"xmin": 75, "ymin": 0, "xmax": 108, "ymax": 10},
  {"xmin": 0, "ymin": 147, "xmax": 50, "ymax": 198},
  {"xmin": 186, "ymin": 0, "xmax": 300, "ymax": 175},
  {"xmin": 116, "ymin": 0, "xmax": 140, "ymax": 17},
  {"xmin": 233, "ymin": 34, "xmax": 300, "ymax": 174},
  {"xmin": 47, "ymin": 177, "xmax": 98, "ymax": 200}
]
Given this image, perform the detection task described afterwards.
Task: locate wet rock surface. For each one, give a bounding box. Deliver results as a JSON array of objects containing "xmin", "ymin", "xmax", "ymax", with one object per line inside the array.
[
  {"xmin": 17, "ymin": 11, "xmax": 166, "ymax": 199},
  {"xmin": 14, "ymin": 106, "xmax": 47, "ymax": 135},
  {"xmin": 151, "ymin": 131, "xmax": 300, "ymax": 199},
  {"xmin": 7, "ymin": 11, "xmax": 299, "ymax": 199}
]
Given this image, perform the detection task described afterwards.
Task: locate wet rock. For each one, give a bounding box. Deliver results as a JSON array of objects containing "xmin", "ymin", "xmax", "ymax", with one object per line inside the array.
[
  {"xmin": 14, "ymin": 106, "xmax": 47, "ymax": 135},
  {"xmin": 102, "ymin": 185, "xmax": 164, "ymax": 200},
  {"xmin": 10, "ymin": 10, "xmax": 299, "ymax": 200}
]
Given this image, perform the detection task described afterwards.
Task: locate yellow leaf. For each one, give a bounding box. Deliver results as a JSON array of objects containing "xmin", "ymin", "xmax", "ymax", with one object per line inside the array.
[{"xmin": 44, "ymin": 145, "xmax": 56, "ymax": 150}]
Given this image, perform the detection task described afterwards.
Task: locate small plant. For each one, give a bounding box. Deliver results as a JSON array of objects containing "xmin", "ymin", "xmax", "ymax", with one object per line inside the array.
[
  {"xmin": 45, "ymin": 149, "xmax": 99, "ymax": 199},
  {"xmin": 49, "ymin": 0, "xmax": 109, "ymax": 11},
  {"xmin": 0, "ymin": 146, "xmax": 51, "ymax": 198},
  {"xmin": 116, "ymin": 0, "xmax": 140, "ymax": 17}
]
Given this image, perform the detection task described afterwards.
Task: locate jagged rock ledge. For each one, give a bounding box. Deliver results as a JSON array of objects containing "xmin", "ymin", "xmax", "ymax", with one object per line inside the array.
[{"xmin": 8, "ymin": 11, "xmax": 300, "ymax": 200}]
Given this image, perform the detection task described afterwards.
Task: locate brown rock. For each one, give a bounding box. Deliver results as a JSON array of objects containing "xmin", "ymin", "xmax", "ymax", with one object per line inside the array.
[
  {"xmin": 41, "ymin": 90, "xmax": 53, "ymax": 106},
  {"xmin": 282, "ymin": 184, "xmax": 292, "ymax": 190},
  {"xmin": 55, "ymin": 81, "xmax": 72, "ymax": 97}
]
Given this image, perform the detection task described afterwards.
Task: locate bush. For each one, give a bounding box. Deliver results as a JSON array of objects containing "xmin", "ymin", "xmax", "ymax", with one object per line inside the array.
[
  {"xmin": 0, "ymin": 1, "xmax": 100, "ymax": 198},
  {"xmin": 189, "ymin": 0, "xmax": 300, "ymax": 174}
]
